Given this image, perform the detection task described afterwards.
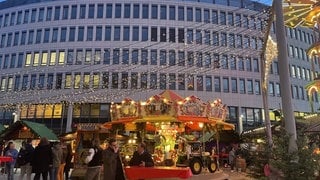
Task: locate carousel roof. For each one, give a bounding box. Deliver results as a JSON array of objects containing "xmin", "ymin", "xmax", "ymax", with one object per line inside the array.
[
  {"xmin": 283, "ymin": 0, "xmax": 320, "ymax": 28},
  {"xmin": 159, "ymin": 90, "xmax": 184, "ymax": 102}
]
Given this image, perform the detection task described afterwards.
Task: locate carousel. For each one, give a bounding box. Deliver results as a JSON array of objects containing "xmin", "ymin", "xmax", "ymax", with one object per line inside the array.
[{"xmin": 102, "ymin": 90, "xmax": 235, "ymax": 178}]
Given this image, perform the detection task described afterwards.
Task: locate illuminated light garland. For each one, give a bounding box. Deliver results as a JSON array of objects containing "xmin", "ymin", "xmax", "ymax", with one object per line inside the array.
[{"xmin": 263, "ymin": 36, "xmax": 278, "ymax": 90}]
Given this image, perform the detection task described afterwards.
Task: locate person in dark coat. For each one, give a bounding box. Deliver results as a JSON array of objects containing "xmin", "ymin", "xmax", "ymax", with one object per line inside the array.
[
  {"xmin": 103, "ymin": 138, "xmax": 125, "ymax": 180},
  {"xmin": 129, "ymin": 142, "xmax": 154, "ymax": 167},
  {"xmin": 31, "ymin": 137, "xmax": 53, "ymax": 180},
  {"xmin": 64, "ymin": 143, "xmax": 73, "ymax": 180}
]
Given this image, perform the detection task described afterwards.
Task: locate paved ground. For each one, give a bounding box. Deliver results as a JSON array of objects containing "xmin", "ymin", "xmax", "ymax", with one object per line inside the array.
[{"xmin": 8, "ymin": 167, "xmax": 254, "ymax": 180}]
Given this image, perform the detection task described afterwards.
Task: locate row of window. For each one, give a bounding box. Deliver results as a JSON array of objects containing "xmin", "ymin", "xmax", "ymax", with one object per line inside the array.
[
  {"xmin": 0, "ymin": 49, "xmax": 261, "ymax": 70},
  {"xmin": 0, "ymin": 72, "xmax": 262, "ymax": 94},
  {"xmin": 0, "ymin": 71, "xmax": 310, "ymax": 101},
  {"xmin": 0, "ymin": 25, "xmax": 263, "ymax": 49},
  {"xmin": 0, "ymin": 3, "xmax": 265, "ymax": 30}
]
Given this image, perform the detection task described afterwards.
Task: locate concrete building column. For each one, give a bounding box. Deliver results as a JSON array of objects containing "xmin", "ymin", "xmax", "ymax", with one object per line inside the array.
[{"xmin": 66, "ymin": 103, "xmax": 73, "ymax": 133}]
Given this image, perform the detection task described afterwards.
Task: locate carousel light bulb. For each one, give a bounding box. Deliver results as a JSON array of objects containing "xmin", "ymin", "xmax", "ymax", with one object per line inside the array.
[{"xmin": 199, "ymin": 123, "xmax": 204, "ymax": 128}]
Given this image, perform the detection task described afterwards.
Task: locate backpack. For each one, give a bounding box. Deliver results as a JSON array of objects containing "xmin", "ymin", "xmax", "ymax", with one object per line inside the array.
[{"xmin": 88, "ymin": 147, "xmax": 103, "ymax": 167}]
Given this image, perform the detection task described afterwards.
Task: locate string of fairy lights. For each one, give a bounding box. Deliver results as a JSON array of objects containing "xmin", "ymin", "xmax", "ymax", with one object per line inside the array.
[{"xmin": 0, "ymin": 1, "xmax": 273, "ymax": 110}]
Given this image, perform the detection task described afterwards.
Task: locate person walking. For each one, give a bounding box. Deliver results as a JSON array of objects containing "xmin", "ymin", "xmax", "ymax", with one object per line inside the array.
[
  {"xmin": 5, "ymin": 142, "xmax": 18, "ymax": 180},
  {"xmin": 84, "ymin": 139, "xmax": 103, "ymax": 180},
  {"xmin": 103, "ymin": 138, "xmax": 125, "ymax": 180},
  {"xmin": 19, "ymin": 139, "xmax": 34, "ymax": 180},
  {"xmin": 64, "ymin": 143, "xmax": 73, "ymax": 180},
  {"xmin": 228, "ymin": 147, "xmax": 236, "ymax": 172},
  {"xmin": 51, "ymin": 142, "xmax": 63, "ymax": 180},
  {"xmin": 32, "ymin": 137, "xmax": 52, "ymax": 180}
]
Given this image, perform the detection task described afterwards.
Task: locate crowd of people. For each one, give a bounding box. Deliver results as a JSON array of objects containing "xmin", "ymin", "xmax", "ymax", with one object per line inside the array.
[{"xmin": 2, "ymin": 137, "xmax": 73, "ymax": 180}]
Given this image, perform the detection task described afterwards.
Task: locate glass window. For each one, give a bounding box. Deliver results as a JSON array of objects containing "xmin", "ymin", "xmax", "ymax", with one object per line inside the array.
[
  {"xmin": 204, "ymin": 9, "xmax": 209, "ymax": 23},
  {"xmin": 115, "ymin": 4, "xmax": 121, "ymax": 18},
  {"xmin": 121, "ymin": 73, "xmax": 128, "ymax": 89},
  {"xmin": 160, "ymin": 27, "xmax": 166, "ymax": 42},
  {"xmin": 60, "ymin": 27, "xmax": 67, "ymax": 42},
  {"xmin": 223, "ymin": 77, "xmax": 229, "ymax": 92},
  {"xmin": 141, "ymin": 50, "xmax": 148, "ymax": 65},
  {"xmin": 204, "ymin": 31, "xmax": 210, "ymax": 45},
  {"xmin": 178, "ymin": 51, "xmax": 185, "ymax": 66},
  {"xmin": 49, "ymin": 51, "xmax": 56, "ymax": 66},
  {"xmin": 58, "ymin": 51, "xmax": 65, "ymax": 65},
  {"xmin": 178, "ymin": 6, "xmax": 184, "ymax": 21},
  {"xmin": 10, "ymin": 54, "xmax": 16, "ymax": 68},
  {"xmin": 28, "ymin": 30, "xmax": 34, "ymax": 44},
  {"xmin": 151, "ymin": 5, "xmax": 158, "ymax": 19},
  {"xmin": 122, "ymin": 49, "xmax": 129, "ymax": 64},
  {"xmin": 196, "ymin": 30, "xmax": 202, "ymax": 44},
  {"xmin": 197, "ymin": 76, "xmax": 203, "ymax": 91},
  {"xmin": 132, "ymin": 50, "xmax": 138, "ymax": 64},
  {"xmin": 69, "ymin": 27, "xmax": 75, "ymax": 42},
  {"xmin": 178, "ymin": 28, "xmax": 184, "ymax": 43},
  {"xmin": 30, "ymin": 74, "xmax": 37, "ymax": 89},
  {"xmin": 85, "ymin": 49, "xmax": 92, "ymax": 64},
  {"xmin": 247, "ymin": 79, "xmax": 253, "ymax": 94},
  {"xmin": 228, "ymin": 12, "xmax": 234, "ymax": 26},
  {"xmin": 17, "ymin": 53, "xmax": 23, "ymax": 68},
  {"xmin": 142, "ymin": 4, "xmax": 149, "ymax": 19},
  {"xmin": 6, "ymin": 33, "xmax": 12, "ymax": 47},
  {"xmin": 132, "ymin": 26, "xmax": 139, "ymax": 41},
  {"xmin": 36, "ymin": 29, "xmax": 42, "ymax": 44},
  {"xmin": 124, "ymin": 4, "xmax": 131, "ymax": 18},
  {"xmin": 160, "ymin": 5, "xmax": 167, "ymax": 20},
  {"xmin": 113, "ymin": 49, "xmax": 120, "ymax": 64},
  {"xmin": 169, "ymin": 28, "xmax": 175, "ymax": 43},
  {"xmin": 96, "ymin": 26, "xmax": 102, "ymax": 41},
  {"xmin": 33, "ymin": 53, "xmax": 39, "ymax": 66},
  {"xmin": 83, "ymin": 73, "xmax": 90, "ymax": 89},
  {"xmin": 114, "ymin": 26, "xmax": 120, "ymax": 41},
  {"xmin": 47, "ymin": 74, "xmax": 53, "ymax": 89},
  {"xmin": 106, "ymin": 4, "xmax": 112, "ymax": 18},
  {"xmin": 151, "ymin": 50, "xmax": 157, "ymax": 65},
  {"xmin": 206, "ymin": 76, "xmax": 212, "ymax": 91},
  {"xmin": 178, "ymin": 74, "xmax": 185, "ymax": 90},
  {"xmin": 221, "ymin": 33, "xmax": 227, "ymax": 46},
  {"xmin": 246, "ymin": 57, "xmax": 252, "ymax": 71},
  {"xmin": 169, "ymin": 6, "xmax": 175, "ymax": 20},
  {"xmin": 97, "ymin": 4, "xmax": 103, "ymax": 18},
  {"xmin": 54, "ymin": 6, "xmax": 61, "ymax": 20},
  {"xmin": 17, "ymin": 11, "xmax": 22, "ymax": 24},
  {"xmin": 214, "ymin": 76, "xmax": 220, "ymax": 92},
  {"xmin": 3, "ymin": 55, "xmax": 9, "ymax": 69},
  {"xmin": 212, "ymin": 10, "xmax": 218, "ymax": 24},
  {"xmin": 212, "ymin": 31, "xmax": 219, "ymax": 46},
  {"xmin": 14, "ymin": 75, "xmax": 20, "ymax": 91},
  {"xmin": 187, "ymin": 7, "xmax": 193, "ymax": 21},
  {"xmin": 103, "ymin": 49, "xmax": 110, "ymax": 64},
  {"xmin": 187, "ymin": 75, "xmax": 194, "ymax": 90},
  {"xmin": 169, "ymin": 50, "xmax": 176, "ymax": 66},
  {"xmin": 31, "ymin": 9, "xmax": 36, "ymax": 23},
  {"xmin": 141, "ymin": 73, "xmax": 147, "ymax": 89},
  {"xmin": 169, "ymin": 74, "xmax": 176, "ymax": 90},
  {"xmin": 41, "ymin": 52, "xmax": 48, "ymax": 65},
  {"xmin": 160, "ymin": 50, "xmax": 167, "ymax": 65},
  {"xmin": 195, "ymin": 8, "xmax": 201, "ymax": 22},
  {"xmin": 65, "ymin": 74, "xmax": 72, "ymax": 89},
  {"xmin": 235, "ymin": 14, "xmax": 241, "ymax": 27},
  {"xmin": 78, "ymin": 26, "xmax": 84, "ymax": 41},
  {"xmin": 80, "ymin": 5, "xmax": 86, "ymax": 19},
  {"xmin": 123, "ymin": 26, "xmax": 130, "ymax": 41},
  {"xmin": 43, "ymin": 29, "xmax": 50, "ymax": 43},
  {"xmin": 160, "ymin": 74, "xmax": 167, "ymax": 89},
  {"xmin": 102, "ymin": 72, "xmax": 109, "ymax": 89},
  {"xmin": 88, "ymin": 4, "xmax": 95, "ymax": 18},
  {"xmin": 71, "ymin": 5, "xmax": 77, "ymax": 19},
  {"xmin": 22, "ymin": 75, "xmax": 28, "ymax": 90},
  {"xmin": 105, "ymin": 26, "xmax": 111, "ymax": 41},
  {"xmin": 67, "ymin": 49, "xmax": 74, "ymax": 64},
  {"xmin": 46, "ymin": 7, "xmax": 52, "ymax": 21},
  {"xmin": 253, "ymin": 58, "xmax": 259, "ymax": 72},
  {"xmin": 73, "ymin": 73, "xmax": 81, "ymax": 89},
  {"xmin": 93, "ymin": 73, "xmax": 99, "ymax": 89},
  {"xmin": 131, "ymin": 72, "xmax": 138, "ymax": 89},
  {"xmin": 56, "ymin": 73, "xmax": 62, "ymax": 89},
  {"xmin": 187, "ymin": 52, "xmax": 194, "ymax": 66},
  {"xmin": 255, "ymin": 80, "xmax": 260, "ymax": 95},
  {"xmin": 24, "ymin": 10, "xmax": 30, "ymax": 23},
  {"xmin": 187, "ymin": 29, "xmax": 193, "ymax": 44},
  {"xmin": 142, "ymin": 27, "xmax": 148, "ymax": 41},
  {"xmin": 196, "ymin": 52, "xmax": 202, "ymax": 67},
  {"xmin": 204, "ymin": 53, "xmax": 211, "ymax": 68},
  {"xmin": 151, "ymin": 27, "xmax": 157, "ymax": 42},
  {"xmin": 52, "ymin": 28, "xmax": 58, "ymax": 42},
  {"xmin": 63, "ymin": 6, "xmax": 69, "ymax": 19},
  {"xmin": 150, "ymin": 73, "xmax": 157, "ymax": 89},
  {"xmin": 87, "ymin": 26, "xmax": 93, "ymax": 41},
  {"xmin": 133, "ymin": 4, "xmax": 140, "ymax": 18}
]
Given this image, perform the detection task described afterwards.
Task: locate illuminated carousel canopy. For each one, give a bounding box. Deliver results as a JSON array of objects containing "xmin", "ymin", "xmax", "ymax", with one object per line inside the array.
[{"xmin": 283, "ymin": 0, "xmax": 320, "ymax": 28}]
